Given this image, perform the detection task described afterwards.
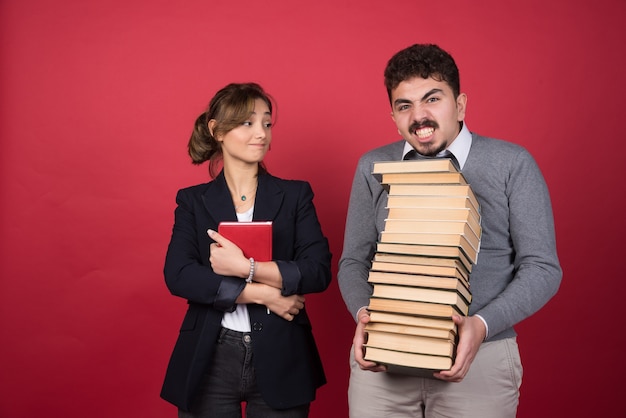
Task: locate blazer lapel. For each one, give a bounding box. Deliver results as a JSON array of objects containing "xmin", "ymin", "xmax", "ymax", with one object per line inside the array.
[
  {"xmin": 201, "ymin": 172, "xmax": 238, "ymax": 223},
  {"xmin": 200, "ymin": 171, "xmax": 284, "ymax": 223},
  {"xmin": 252, "ymin": 173, "xmax": 284, "ymax": 221}
]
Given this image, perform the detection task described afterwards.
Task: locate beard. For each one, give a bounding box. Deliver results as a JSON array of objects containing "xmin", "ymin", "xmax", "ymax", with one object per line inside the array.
[
  {"xmin": 407, "ymin": 119, "xmax": 446, "ymax": 157},
  {"xmin": 415, "ymin": 142, "xmax": 447, "ymax": 157}
]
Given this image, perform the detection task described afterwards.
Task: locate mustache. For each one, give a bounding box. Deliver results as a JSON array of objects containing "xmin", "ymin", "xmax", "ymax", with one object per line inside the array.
[{"xmin": 409, "ymin": 120, "xmax": 439, "ymax": 132}]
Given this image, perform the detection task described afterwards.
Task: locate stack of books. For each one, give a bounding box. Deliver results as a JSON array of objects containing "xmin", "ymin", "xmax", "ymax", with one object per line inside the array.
[{"xmin": 363, "ymin": 158, "xmax": 481, "ymax": 376}]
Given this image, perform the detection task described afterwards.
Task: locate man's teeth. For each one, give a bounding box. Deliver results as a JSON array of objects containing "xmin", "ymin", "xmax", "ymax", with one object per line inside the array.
[{"xmin": 415, "ymin": 127, "xmax": 434, "ymax": 138}]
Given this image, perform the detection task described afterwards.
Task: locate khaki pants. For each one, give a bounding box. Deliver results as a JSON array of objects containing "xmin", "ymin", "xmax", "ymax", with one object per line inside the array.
[{"xmin": 348, "ymin": 337, "xmax": 522, "ymax": 418}]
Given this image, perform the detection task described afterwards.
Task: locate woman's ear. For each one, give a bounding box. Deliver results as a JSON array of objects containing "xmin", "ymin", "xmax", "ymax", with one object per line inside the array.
[{"xmin": 208, "ymin": 119, "xmax": 217, "ymax": 137}]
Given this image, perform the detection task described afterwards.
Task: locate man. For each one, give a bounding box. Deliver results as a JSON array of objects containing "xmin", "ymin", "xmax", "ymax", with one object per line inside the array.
[{"xmin": 338, "ymin": 43, "xmax": 562, "ymax": 417}]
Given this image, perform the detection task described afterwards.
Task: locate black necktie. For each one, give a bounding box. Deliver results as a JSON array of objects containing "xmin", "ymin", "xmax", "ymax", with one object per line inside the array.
[{"xmin": 404, "ymin": 149, "xmax": 460, "ymax": 170}]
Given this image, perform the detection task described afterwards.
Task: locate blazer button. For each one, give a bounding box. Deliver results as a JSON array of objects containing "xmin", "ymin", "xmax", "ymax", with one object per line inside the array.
[{"xmin": 252, "ymin": 322, "xmax": 263, "ymax": 331}]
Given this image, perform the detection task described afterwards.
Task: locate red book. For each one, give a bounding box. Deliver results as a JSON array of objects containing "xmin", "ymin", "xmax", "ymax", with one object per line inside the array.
[{"xmin": 217, "ymin": 221, "xmax": 273, "ymax": 261}]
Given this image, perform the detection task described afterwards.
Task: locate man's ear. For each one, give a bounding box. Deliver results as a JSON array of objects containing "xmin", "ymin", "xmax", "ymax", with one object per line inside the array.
[{"xmin": 456, "ymin": 93, "xmax": 467, "ymax": 121}]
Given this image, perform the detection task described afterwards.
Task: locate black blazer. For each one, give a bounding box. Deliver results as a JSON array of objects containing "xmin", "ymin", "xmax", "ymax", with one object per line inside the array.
[{"xmin": 160, "ymin": 172, "xmax": 332, "ymax": 411}]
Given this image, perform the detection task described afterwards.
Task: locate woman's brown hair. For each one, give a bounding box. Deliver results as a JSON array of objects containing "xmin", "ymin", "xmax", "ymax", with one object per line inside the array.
[{"xmin": 188, "ymin": 82, "xmax": 274, "ymax": 178}]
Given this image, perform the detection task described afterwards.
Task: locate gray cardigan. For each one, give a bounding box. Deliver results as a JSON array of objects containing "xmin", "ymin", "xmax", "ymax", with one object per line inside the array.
[{"xmin": 337, "ymin": 133, "xmax": 562, "ymax": 341}]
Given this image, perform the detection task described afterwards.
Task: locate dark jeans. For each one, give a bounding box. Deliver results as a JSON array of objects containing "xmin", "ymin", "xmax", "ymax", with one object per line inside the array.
[{"xmin": 178, "ymin": 328, "xmax": 310, "ymax": 418}]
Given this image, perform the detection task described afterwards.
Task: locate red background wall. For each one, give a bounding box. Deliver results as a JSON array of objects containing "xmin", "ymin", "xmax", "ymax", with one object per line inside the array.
[{"xmin": 1, "ymin": 0, "xmax": 624, "ymax": 416}]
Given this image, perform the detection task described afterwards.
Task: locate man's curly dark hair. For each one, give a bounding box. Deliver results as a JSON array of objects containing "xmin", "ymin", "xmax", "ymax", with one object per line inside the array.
[{"xmin": 384, "ymin": 44, "xmax": 460, "ymax": 104}]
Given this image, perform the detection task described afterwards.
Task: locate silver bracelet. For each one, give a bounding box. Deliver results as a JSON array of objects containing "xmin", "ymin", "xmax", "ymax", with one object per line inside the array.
[{"xmin": 246, "ymin": 257, "xmax": 255, "ymax": 283}]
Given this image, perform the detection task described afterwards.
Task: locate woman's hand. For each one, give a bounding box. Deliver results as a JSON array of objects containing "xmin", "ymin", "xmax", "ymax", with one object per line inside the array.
[
  {"xmin": 264, "ymin": 286, "xmax": 305, "ymax": 321},
  {"xmin": 209, "ymin": 229, "xmax": 304, "ymax": 321},
  {"xmin": 207, "ymin": 229, "xmax": 249, "ymax": 278},
  {"xmin": 242, "ymin": 283, "xmax": 304, "ymax": 321}
]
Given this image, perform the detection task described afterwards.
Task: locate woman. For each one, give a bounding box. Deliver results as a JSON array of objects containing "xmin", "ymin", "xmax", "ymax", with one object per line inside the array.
[{"xmin": 160, "ymin": 83, "xmax": 332, "ymax": 417}]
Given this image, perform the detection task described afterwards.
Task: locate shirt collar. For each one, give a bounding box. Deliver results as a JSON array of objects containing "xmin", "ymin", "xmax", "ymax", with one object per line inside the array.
[{"xmin": 401, "ymin": 122, "xmax": 472, "ymax": 169}]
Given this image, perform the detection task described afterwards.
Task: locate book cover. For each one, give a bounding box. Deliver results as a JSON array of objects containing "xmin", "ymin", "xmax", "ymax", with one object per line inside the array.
[
  {"xmin": 372, "ymin": 158, "xmax": 458, "ymax": 174},
  {"xmin": 375, "ymin": 242, "xmax": 474, "ymax": 271},
  {"xmin": 367, "ymin": 270, "xmax": 471, "ymax": 302},
  {"xmin": 363, "ymin": 346, "xmax": 453, "ymax": 374},
  {"xmin": 382, "ymin": 219, "xmax": 481, "ymax": 250},
  {"xmin": 218, "ymin": 221, "xmax": 273, "ymax": 261},
  {"xmin": 379, "ymin": 232, "xmax": 479, "ymax": 263},
  {"xmin": 368, "ymin": 296, "xmax": 468, "ymax": 317},
  {"xmin": 365, "ymin": 329, "xmax": 456, "ymax": 357},
  {"xmin": 368, "ymin": 311, "xmax": 457, "ymax": 333},
  {"xmin": 387, "ymin": 204, "xmax": 480, "ymax": 222},
  {"xmin": 370, "ymin": 260, "xmax": 469, "ymax": 283},
  {"xmin": 365, "ymin": 321, "xmax": 457, "ymax": 340},
  {"xmin": 386, "ymin": 195, "xmax": 480, "ymax": 215},
  {"xmin": 371, "ymin": 284, "xmax": 470, "ymax": 313},
  {"xmin": 373, "ymin": 253, "xmax": 471, "ymax": 276},
  {"xmin": 386, "ymin": 183, "xmax": 476, "ymax": 196},
  {"xmin": 386, "ymin": 206, "xmax": 481, "ymax": 224},
  {"xmin": 381, "ymin": 171, "xmax": 468, "ymax": 185},
  {"xmin": 386, "ymin": 184, "xmax": 480, "ymax": 211}
]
